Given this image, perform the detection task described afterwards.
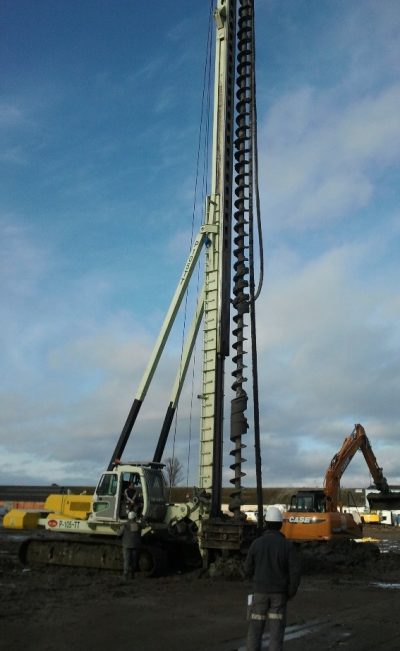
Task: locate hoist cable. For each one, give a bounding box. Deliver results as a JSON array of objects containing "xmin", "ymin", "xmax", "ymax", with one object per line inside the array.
[
  {"xmin": 186, "ymin": 17, "xmax": 213, "ymax": 487},
  {"xmin": 170, "ymin": 1, "xmax": 213, "ymax": 488}
]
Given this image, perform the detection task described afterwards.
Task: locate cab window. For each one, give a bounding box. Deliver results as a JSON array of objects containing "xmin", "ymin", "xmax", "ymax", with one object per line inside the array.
[
  {"xmin": 122, "ymin": 472, "xmax": 141, "ymax": 487},
  {"xmin": 96, "ymin": 473, "xmax": 118, "ymax": 496},
  {"xmin": 145, "ymin": 470, "xmax": 166, "ymax": 500}
]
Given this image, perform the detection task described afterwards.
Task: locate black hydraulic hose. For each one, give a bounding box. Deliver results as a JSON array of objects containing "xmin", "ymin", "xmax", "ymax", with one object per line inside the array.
[{"xmin": 251, "ymin": 35, "xmax": 264, "ymax": 301}]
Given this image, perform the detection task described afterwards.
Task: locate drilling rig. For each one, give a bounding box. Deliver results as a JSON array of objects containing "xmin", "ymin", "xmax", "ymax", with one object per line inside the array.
[{"xmin": 4, "ymin": 0, "xmax": 264, "ymax": 574}]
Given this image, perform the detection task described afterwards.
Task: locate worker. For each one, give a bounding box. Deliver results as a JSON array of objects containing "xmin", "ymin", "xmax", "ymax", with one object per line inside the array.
[
  {"xmin": 244, "ymin": 506, "xmax": 301, "ymax": 651},
  {"xmin": 124, "ymin": 481, "xmax": 138, "ymax": 515},
  {"xmin": 120, "ymin": 510, "xmax": 142, "ymax": 580}
]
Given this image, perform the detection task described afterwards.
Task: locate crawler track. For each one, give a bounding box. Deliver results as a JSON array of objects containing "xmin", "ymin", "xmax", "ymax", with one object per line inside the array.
[{"xmin": 18, "ymin": 535, "xmax": 171, "ymax": 577}]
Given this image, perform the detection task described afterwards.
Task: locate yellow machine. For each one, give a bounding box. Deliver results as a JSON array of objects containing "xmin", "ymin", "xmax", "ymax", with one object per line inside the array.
[
  {"xmin": 361, "ymin": 512, "xmax": 381, "ymax": 525},
  {"xmin": 4, "ymin": 493, "xmax": 92, "ymax": 530}
]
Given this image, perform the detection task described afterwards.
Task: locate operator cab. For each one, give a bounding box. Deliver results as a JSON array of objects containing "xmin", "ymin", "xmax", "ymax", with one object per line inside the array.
[
  {"xmin": 120, "ymin": 471, "xmax": 143, "ymax": 518},
  {"xmin": 91, "ymin": 462, "xmax": 168, "ymax": 523},
  {"xmin": 288, "ymin": 490, "xmax": 327, "ymax": 513}
]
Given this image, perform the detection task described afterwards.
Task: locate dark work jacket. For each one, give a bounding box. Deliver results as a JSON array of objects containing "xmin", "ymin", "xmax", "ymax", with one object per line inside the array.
[
  {"xmin": 244, "ymin": 529, "xmax": 301, "ymax": 597},
  {"xmin": 121, "ymin": 521, "xmax": 142, "ymax": 549}
]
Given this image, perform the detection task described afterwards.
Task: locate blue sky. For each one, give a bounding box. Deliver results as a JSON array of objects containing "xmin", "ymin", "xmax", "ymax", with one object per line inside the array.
[{"xmin": 1, "ymin": 0, "xmax": 400, "ymax": 490}]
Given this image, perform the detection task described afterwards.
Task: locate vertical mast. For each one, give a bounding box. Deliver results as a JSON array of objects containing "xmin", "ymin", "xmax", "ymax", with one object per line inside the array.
[{"xmin": 199, "ymin": 0, "xmax": 236, "ymax": 515}]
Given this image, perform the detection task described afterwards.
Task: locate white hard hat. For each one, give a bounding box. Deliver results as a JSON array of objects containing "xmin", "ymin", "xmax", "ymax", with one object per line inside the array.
[
  {"xmin": 128, "ymin": 511, "xmax": 137, "ymax": 521},
  {"xmin": 265, "ymin": 506, "xmax": 283, "ymax": 523}
]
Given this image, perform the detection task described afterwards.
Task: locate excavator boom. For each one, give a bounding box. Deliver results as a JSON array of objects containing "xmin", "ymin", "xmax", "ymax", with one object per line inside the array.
[{"xmin": 324, "ymin": 424, "xmax": 390, "ymax": 511}]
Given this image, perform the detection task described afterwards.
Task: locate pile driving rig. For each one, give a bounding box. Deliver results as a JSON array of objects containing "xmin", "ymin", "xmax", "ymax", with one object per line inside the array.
[{"xmin": 4, "ymin": 0, "xmax": 265, "ymax": 574}]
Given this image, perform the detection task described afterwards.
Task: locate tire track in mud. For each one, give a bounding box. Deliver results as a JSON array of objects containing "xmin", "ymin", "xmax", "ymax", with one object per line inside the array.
[{"xmin": 286, "ymin": 577, "xmax": 400, "ymax": 651}]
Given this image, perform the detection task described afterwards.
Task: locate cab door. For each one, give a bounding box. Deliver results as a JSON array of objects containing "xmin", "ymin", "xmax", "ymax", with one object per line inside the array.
[
  {"xmin": 142, "ymin": 469, "xmax": 168, "ymax": 521},
  {"xmin": 92, "ymin": 472, "xmax": 119, "ymax": 520}
]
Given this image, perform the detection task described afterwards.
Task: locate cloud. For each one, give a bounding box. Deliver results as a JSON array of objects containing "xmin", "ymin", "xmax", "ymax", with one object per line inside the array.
[
  {"xmin": 246, "ymin": 238, "xmax": 400, "ymax": 485},
  {"xmin": 0, "ymin": 216, "xmax": 48, "ymax": 288},
  {"xmin": 336, "ymin": 0, "xmax": 400, "ymax": 89},
  {"xmin": 0, "ymin": 102, "xmax": 25, "ymax": 128},
  {"xmin": 0, "ymin": 445, "xmax": 103, "ymax": 486},
  {"xmin": 0, "ymin": 216, "xmax": 203, "ymax": 484},
  {"xmin": 3, "ymin": 214, "xmax": 400, "ymax": 487},
  {"xmin": 261, "ymin": 84, "xmax": 400, "ymax": 232}
]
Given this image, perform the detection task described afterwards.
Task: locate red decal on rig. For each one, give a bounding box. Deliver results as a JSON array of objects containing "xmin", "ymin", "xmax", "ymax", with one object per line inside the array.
[{"xmin": 48, "ymin": 519, "xmax": 58, "ymax": 528}]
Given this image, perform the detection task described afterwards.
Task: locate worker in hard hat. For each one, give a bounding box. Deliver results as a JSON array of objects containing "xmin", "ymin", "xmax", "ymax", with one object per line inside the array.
[
  {"xmin": 120, "ymin": 510, "xmax": 142, "ymax": 580},
  {"xmin": 244, "ymin": 506, "xmax": 301, "ymax": 651}
]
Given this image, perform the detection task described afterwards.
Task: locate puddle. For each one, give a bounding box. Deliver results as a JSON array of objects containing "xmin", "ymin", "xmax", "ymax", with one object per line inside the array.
[
  {"xmin": 371, "ymin": 582, "xmax": 400, "ymax": 590},
  {"xmin": 376, "ymin": 539, "xmax": 400, "ymax": 554},
  {"xmin": 284, "ymin": 620, "xmax": 325, "ymax": 641},
  {"xmin": 235, "ymin": 619, "xmax": 325, "ymax": 650},
  {"xmin": 357, "ymin": 536, "xmax": 400, "ymax": 555}
]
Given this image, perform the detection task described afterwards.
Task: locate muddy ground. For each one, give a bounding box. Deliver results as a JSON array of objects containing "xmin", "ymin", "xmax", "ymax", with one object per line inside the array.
[{"xmin": 1, "ymin": 525, "xmax": 400, "ymax": 651}]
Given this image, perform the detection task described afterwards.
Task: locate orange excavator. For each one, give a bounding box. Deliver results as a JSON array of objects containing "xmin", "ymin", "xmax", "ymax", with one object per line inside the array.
[{"xmin": 282, "ymin": 424, "xmax": 391, "ymax": 542}]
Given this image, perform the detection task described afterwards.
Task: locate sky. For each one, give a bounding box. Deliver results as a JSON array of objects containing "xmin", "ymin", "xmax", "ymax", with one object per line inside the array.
[{"xmin": 1, "ymin": 0, "xmax": 400, "ymax": 491}]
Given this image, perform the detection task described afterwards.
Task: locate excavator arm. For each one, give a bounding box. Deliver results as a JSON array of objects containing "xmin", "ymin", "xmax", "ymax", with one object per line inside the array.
[
  {"xmin": 359, "ymin": 433, "xmax": 389, "ymax": 494},
  {"xmin": 324, "ymin": 424, "xmax": 390, "ymax": 511}
]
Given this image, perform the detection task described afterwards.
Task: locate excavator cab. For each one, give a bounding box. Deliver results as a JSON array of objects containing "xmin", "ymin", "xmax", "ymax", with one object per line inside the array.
[{"xmin": 288, "ymin": 490, "xmax": 327, "ymax": 513}]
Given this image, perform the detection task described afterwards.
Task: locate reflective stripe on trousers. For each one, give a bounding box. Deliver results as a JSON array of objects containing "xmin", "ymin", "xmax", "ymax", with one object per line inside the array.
[
  {"xmin": 249, "ymin": 612, "xmax": 284, "ymax": 622},
  {"xmin": 246, "ymin": 592, "xmax": 287, "ymax": 651}
]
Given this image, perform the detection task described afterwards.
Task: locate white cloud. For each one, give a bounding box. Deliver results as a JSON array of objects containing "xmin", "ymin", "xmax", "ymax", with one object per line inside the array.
[
  {"xmin": 0, "ymin": 102, "xmax": 24, "ymax": 128},
  {"xmin": 261, "ymin": 84, "xmax": 400, "ymax": 231},
  {"xmin": 0, "ymin": 217, "xmax": 202, "ymax": 483},
  {"xmin": 0, "ymin": 217, "xmax": 48, "ymax": 297},
  {"xmin": 337, "ymin": 0, "xmax": 400, "ymax": 89},
  {"xmin": 247, "ymin": 238, "xmax": 400, "ymax": 485}
]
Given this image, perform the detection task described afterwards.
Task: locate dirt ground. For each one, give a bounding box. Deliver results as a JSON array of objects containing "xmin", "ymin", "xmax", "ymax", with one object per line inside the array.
[{"xmin": 1, "ymin": 525, "xmax": 400, "ymax": 651}]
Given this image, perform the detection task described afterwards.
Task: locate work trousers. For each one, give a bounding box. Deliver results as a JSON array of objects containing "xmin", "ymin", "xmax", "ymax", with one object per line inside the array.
[
  {"xmin": 246, "ymin": 592, "xmax": 287, "ymax": 651},
  {"xmin": 123, "ymin": 547, "xmax": 138, "ymax": 578}
]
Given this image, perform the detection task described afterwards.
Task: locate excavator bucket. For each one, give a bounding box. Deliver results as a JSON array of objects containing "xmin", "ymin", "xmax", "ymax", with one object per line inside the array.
[{"xmin": 367, "ymin": 492, "xmax": 400, "ymax": 510}]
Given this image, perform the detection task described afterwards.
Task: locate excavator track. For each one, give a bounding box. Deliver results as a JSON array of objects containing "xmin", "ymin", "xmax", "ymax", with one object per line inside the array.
[{"xmin": 19, "ymin": 535, "xmax": 169, "ymax": 577}]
